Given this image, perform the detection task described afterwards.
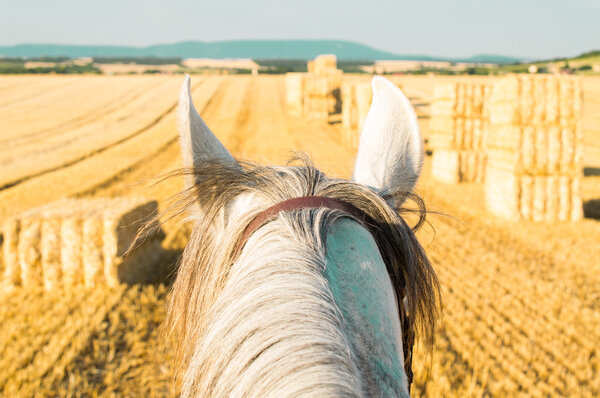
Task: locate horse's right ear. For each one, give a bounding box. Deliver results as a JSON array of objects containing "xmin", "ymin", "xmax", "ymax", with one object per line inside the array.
[
  {"xmin": 352, "ymin": 76, "xmax": 424, "ymax": 207},
  {"xmin": 178, "ymin": 75, "xmax": 237, "ymax": 189}
]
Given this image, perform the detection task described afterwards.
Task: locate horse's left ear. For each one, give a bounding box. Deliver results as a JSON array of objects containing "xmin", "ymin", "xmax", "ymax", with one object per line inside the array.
[
  {"xmin": 352, "ymin": 76, "xmax": 424, "ymax": 207},
  {"xmin": 178, "ymin": 75, "xmax": 238, "ymax": 190}
]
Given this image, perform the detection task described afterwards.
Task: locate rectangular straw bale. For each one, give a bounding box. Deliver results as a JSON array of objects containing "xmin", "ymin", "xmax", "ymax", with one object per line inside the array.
[
  {"xmin": 534, "ymin": 127, "xmax": 548, "ymax": 174},
  {"xmin": 531, "ymin": 177, "xmax": 546, "ymax": 222},
  {"xmin": 18, "ymin": 217, "xmax": 42, "ymax": 288},
  {"xmin": 341, "ymin": 83, "xmax": 353, "ymax": 119},
  {"xmin": 486, "ymin": 148, "xmax": 520, "ymax": 174},
  {"xmin": 531, "ymin": 77, "xmax": 546, "ymax": 125},
  {"xmin": 455, "ymin": 84, "xmax": 466, "ymax": 116},
  {"xmin": 431, "ymin": 99, "xmax": 456, "ymax": 117},
  {"xmin": 341, "ymin": 83, "xmax": 358, "ymax": 130},
  {"xmin": 545, "ymin": 78, "xmax": 559, "ymax": 124},
  {"xmin": 485, "ymin": 168, "xmax": 519, "ymax": 219},
  {"xmin": 285, "ymin": 73, "xmax": 305, "ymax": 117},
  {"xmin": 547, "ymin": 126, "xmax": 561, "ymax": 174},
  {"xmin": 432, "ymin": 83, "xmax": 457, "ymax": 102},
  {"xmin": 545, "ymin": 176, "xmax": 559, "ymax": 222},
  {"xmin": 429, "ymin": 132, "xmax": 455, "ymax": 150},
  {"xmin": 313, "ymin": 54, "xmax": 337, "ymax": 76},
  {"xmin": 82, "ymin": 211, "xmax": 104, "ymax": 288},
  {"xmin": 519, "ymin": 176, "xmax": 534, "ymax": 220},
  {"xmin": 521, "ymin": 126, "xmax": 535, "ymax": 174},
  {"xmin": 355, "ymin": 83, "xmax": 372, "ymax": 133},
  {"xmin": 557, "ymin": 176, "xmax": 571, "ymax": 221},
  {"xmin": 559, "ymin": 78, "xmax": 575, "ymax": 121},
  {"xmin": 559, "ymin": 126, "xmax": 580, "ymax": 175},
  {"xmin": 458, "ymin": 152, "xmax": 471, "ymax": 182},
  {"xmin": 3, "ymin": 218, "xmax": 21, "ymax": 286},
  {"xmin": 429, "ymin": 116, "xmax": 455, "ymax": 136},
  {"xmin": 570, "ymin": 178, "xmax": 583, "ymax": 221},
  {"xmin": 472, "ymin": 118, "xmax": 485, "ymax": 149},
  {"xmin": 41, "ymin": 218, "xmax": 61, "ymax": 290},
  {"xmin": 462, "ymin": 119, "xmax": 473, "ymax": 149},
  {"xmin": 60, "ymin": 217, "xmax": 83, "ymax": 286},
  {"xmin": 476, "ymin": 152, "xmax": 487, "ymax": 183},
  {"xmin": 432, "ymin": 150, "xmax": 460, "ymax": 184},
  {"xmin": 460, "ymin": 152, "xmax": 486, "ymax": 183}
]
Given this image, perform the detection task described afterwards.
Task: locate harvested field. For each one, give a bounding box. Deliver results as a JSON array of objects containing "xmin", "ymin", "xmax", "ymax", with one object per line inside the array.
[{"xmin": 0, "ymin": 74, "xmax": 599, "ymax": 397}]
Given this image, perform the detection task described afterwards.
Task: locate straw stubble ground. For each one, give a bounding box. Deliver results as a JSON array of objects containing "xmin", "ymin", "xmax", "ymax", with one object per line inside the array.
[{"xmin": 0, "ymin": 74, "xmax": 599, "ymax": 396}]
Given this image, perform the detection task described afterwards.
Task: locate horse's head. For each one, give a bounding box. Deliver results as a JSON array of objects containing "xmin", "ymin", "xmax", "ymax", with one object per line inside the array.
[{"xmin": 169, "ymin": 75, "xmax": 440, "ymax": 397}]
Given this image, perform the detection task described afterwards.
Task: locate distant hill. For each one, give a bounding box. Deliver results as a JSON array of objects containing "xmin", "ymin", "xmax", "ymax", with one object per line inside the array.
[{"xmin": 0, "ymin": 40, "xmax": 522, "ymax": 64}]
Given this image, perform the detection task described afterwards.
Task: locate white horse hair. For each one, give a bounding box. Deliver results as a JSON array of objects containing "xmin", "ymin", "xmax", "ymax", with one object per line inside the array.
[{"xmin": 163, "ymin": 75, "xmax": 441, "ymax": 397}]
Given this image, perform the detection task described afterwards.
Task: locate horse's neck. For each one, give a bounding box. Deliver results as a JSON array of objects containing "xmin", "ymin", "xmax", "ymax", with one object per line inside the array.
[
  {"xmin": 324, "ymin": 218, "xmax": 408, "ymax": 397},
  {"xmin": 183, "ymin": 217, "xmax": 408, "ymax": 397}
]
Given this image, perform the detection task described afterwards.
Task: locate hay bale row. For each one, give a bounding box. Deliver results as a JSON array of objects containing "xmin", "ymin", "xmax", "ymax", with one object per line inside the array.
[
  {"xmin": 284, "ymin": 55, "xmax": 343, "ymax": 121},
  {"xmin": 487, "ymin": 75, "xmax": 582, "ymax": 126},
  {"xmin": 486, "ymin": 125, "xmax": 582, "ymax": 176},
  {"xmin": 304, "ymin": 70, "xmax": 343, "ymax": 121},
  {"xmin": 431, "ymin": 150, "xmax": 487, "ymax": 184},
  {"xmin": 341, "ymin": 82, "xmax": 372, "ymax": 146},
  {"xmin": 429, "ymin": 117, "xmax": 487, "ymax": 151},
  {"xmin": 308, "ymin": 54, "xmax": 338, "ymax": 76},
  {"xmin": 431, "ymin": 83, "xmax": 490, "ymax": 119},
  {"xmin": 2, "ymin": 197, "xmax": 164, "ymax": 290},
  {"xmin": 341, "ymin": 81, "xmax": 402, "ymax": 149},
  {"xmin": 285, "ymin": 73, "xmax": 305, "ymax": 117},
  {"xmin": 485, "ymin": 170, "xmax": 582, "ymax": 221},
  {"xmin": 430, "ymin": 82, "xmax": 492, "ymax": 183},
  {"xmin": 485, "ymin": 75, "xmax": 583, "ymax": 221}
]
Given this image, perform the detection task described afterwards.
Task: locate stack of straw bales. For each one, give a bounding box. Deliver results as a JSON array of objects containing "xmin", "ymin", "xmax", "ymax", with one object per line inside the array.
[
  {"xmin": 307, "ymin": 54, "xmax": 337, "ymax": 75},
  {"xmin": 485, "ymin": 75, "xmax": 583, "ymax": 221},
  {"xmin": 430, "ymin": 82, "xmax": 491, "ymax": 183},
  {"xmin": 1, "ymin": 197, "xmax": 163, "ymax": 290},
  {"xmin": 341, "ymin": 80, "xmax": 403, "ymax": 149},
  {"xmin": 284, "ymin": 55, "xmax": 343, "ymax": 121},
  {"xmin": 341, "ymin": 82, "xmax": 373, "ymax": 148},
  {"xmin": 303, "ymin": 55, "xmax": 343, "ymax": 121},
  {"xmin": 285, "ymin": 73, "xmax": 305, "ymax": 117}
]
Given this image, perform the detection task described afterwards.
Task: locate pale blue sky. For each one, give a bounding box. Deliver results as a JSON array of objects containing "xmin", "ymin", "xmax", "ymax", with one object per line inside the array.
[{"xmin": 1, "ymin": 0, "xmax": 598, "ymax": 59}]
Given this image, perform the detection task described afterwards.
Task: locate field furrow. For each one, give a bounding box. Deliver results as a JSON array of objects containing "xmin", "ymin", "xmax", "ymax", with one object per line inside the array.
[
  {"xmin": 0, "ymin": 77, "xmax": 81, "ymax": 109},
  {"xmin": 0, "ymin": 78, "xmax": 185, "ymax": 190},
  {"xmin": 0, "ymin": 77, "xmax": 164, "ymax": 148},
  {"xmin": 0, "ymin": 78, "xmax": 222, "ymax": 222}
]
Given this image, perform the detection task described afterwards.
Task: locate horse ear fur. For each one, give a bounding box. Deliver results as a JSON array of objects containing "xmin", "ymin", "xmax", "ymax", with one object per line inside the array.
[
  {"xmin": 352, "ymin": 76, "xmax": 424, "ymax": 206},
  {"xmin": 178, "ymin": 75, "xmax": 237, "ymax": 190}
]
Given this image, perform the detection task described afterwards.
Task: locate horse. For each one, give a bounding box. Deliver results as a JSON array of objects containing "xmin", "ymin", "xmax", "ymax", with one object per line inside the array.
[{"xmin": 165, "ymin": 75, "xmax": 441, "ymax": 397}]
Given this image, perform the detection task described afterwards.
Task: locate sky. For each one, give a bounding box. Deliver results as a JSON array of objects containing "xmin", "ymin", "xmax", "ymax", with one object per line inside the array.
[{"xmin": 1, "ymin": 0, "xmax": 598, "ymax": 60}]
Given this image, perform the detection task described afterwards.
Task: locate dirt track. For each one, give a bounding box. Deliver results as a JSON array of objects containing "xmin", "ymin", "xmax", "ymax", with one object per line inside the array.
[{"xmin": 0, "ymin": 74, "xmax": 598, "ymax": 397}]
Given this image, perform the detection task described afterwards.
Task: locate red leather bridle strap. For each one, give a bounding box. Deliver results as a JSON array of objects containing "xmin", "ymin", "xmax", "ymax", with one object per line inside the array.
[{"xmin": 236, "ymin": 195, "xmax": 378, "ymax": 254}]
